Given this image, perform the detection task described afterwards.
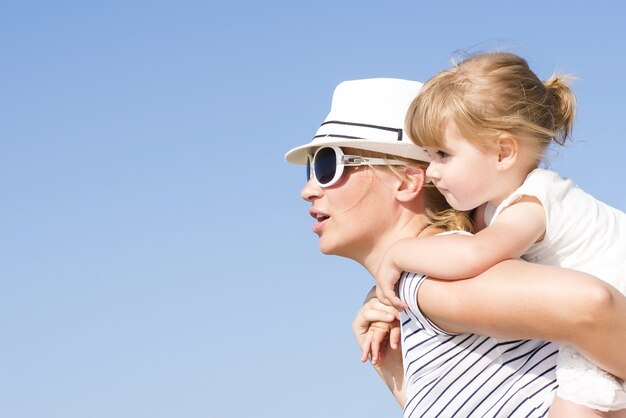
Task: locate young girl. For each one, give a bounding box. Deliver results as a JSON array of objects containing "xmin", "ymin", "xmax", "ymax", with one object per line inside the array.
[{"xmin": 374, "ymin": 53, "xmax": 626, "ymax": 416}]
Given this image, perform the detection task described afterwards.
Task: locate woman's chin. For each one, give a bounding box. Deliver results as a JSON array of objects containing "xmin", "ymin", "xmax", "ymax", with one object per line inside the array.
[
  {"xmin": 318, "ymin": 237, "xmax": 342, "ymax": 256},
  {"xmin": 318, "ymin": 240, "xmax": 355, "ymax": 259},
  {"xmin": 318, "ymin": 242, "xmax": 335, "ymax": 255}
]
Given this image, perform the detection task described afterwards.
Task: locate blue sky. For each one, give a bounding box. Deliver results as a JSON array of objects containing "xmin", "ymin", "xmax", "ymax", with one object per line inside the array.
[{"xmin": 1, "ymin": 1, "xmax": 625, "ymax": 417}]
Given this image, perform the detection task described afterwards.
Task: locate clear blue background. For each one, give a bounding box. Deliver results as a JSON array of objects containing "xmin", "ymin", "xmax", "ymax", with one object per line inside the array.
[{"xmin": 2, "ymin": 1, "xmax": 625, "ymax": 417}]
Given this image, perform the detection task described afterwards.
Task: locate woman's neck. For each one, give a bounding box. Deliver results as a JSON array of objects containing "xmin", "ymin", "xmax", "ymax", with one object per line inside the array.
[{"xmin": 360, "ymin": 213, "xmax": 434, "ymax": 277}]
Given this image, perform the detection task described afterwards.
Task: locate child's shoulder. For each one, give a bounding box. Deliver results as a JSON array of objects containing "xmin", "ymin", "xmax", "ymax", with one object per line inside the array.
[
  {"xmin": 528, "ymin": 167, "xmax": 582, "ymax": 183},
  {"xmin": 525, "ymin": 168, "xmax": 562, "ymax": 183},
  {"xmin": 524, "ymin": 168, "xmax": 580, "ymax": 194}
]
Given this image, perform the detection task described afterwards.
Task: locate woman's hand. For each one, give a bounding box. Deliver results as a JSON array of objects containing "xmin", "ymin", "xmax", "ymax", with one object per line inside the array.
[
  {"xmin": 353, "ymin": 289, "xmax": 406, "ymax": 406},
  {"xmin": 353, "ymin": 294, "xmax": 401, "ymax": 365}
]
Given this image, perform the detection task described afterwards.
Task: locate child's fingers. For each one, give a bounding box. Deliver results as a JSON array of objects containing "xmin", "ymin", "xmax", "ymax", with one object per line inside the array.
[
  {"xmin": 369, "ymin": 326, "xmax": 390, "ymax": 365},
  {"xmin": 389, "ymin": 325, "xmax": 401, "ymax": 350},
  {"xmin": 371, "ymin": 332, "xmax": 382, "ymax": 365},
  {"xmin": 376, "ymin": 283, "xmax": 408, "ymax": 311},
  {"xmin": 375, "ymin": 286, "xmax": 388, "ymax": 306},
  {"xmin": 388, "ymin": 288, "xmax": 408, "ymax": 310},
  {"xmin": 360, "ymin": 330, "xmax": 374, "ymax": 363},
  {"xmin": 384, "ymin": 291, "xmax": 408, "ymax": 311}
]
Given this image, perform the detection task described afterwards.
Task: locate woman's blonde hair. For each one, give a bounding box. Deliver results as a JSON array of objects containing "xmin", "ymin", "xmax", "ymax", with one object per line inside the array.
[
  {"xmin": 406, "ymin": 52, "xmax": 576, "ymax": 162},
  {"xmin": 387, "ymin": 156, "xmax": 475, "ymax": 233}
]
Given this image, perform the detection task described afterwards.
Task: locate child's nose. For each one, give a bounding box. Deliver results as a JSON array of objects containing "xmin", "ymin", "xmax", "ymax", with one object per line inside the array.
[{"xmin": 426, "ymin": 163, "xmax": 440, "ymax": 181}]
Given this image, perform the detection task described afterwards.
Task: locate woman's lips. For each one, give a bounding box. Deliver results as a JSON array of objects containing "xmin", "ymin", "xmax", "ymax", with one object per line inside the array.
[
  {"xmin": 312, "ymin": 216, "xmax": 329, "ymax": 234},
  {"xmin": 310, "ymin": 210, "xmax": 330, "ymax": 234}
]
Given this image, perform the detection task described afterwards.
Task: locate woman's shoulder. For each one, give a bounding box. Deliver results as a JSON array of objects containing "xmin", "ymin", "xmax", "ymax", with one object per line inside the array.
[
  {"xmin": 436, "ymin": 230, "xmax": 473, "ymax": 237},
  {"xmin": 421, "ymin": 225, "xmax": 474, "ymax": 238}
]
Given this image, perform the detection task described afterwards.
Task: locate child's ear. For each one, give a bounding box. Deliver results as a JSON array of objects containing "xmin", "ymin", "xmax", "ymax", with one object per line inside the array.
[
  {"xmin": 496, "ymin": 134, "xmax": 519, "ymax": 170},
  {"xmin": 396, "ymin": 165, "xmax": 426, "ymax": 202}
]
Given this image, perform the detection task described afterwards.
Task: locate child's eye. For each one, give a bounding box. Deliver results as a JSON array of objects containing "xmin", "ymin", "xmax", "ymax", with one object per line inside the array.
[{"xmin": 425, "ymin": 148, "xmax": 450, "ymax": 160}]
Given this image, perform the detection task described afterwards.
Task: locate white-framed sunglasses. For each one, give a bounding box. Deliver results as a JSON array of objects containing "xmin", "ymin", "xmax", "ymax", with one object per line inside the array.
[{"xmin": 306, "ymin": 146, "xmax": 406, "ymax": 188}]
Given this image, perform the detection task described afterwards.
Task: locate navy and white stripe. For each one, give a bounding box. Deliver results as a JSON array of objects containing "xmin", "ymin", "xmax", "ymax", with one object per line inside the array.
[
  {"xmin": 313, "ymin": 120, "xmax": 403, "ymax": 142},
  {"xmin": 400, "ymin": 272, "xmax": 558, "ymax": 417}
]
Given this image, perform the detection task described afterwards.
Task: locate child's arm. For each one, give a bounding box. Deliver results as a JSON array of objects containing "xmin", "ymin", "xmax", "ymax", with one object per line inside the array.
[
  {"xmin": 548, "ymin": 396, "xmax": 613, "ymax": 418},
  {"xmin": 418, "ymin": 260, "xmax": 626, "ymax": 380},
  {"xmin": 376, "ymin": 197, "xmax": 546, "ymax": 308}
]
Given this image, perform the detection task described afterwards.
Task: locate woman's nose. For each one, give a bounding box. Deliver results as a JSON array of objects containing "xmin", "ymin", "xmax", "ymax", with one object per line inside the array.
[{"xmin": 300, "ymin": 178, "xmax": 323, "ymax": 202}]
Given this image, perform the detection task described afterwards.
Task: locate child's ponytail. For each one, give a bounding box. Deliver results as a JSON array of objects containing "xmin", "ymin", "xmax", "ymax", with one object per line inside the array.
[{"xmin": 544, "ymin": 74, "xmax": 577, "ymax": 145}]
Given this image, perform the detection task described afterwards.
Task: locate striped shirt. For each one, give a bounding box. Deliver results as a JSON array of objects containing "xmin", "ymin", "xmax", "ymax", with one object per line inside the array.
[{"xmin": 399, "ymin": 272, "xmax": 558, "ymax": 417}]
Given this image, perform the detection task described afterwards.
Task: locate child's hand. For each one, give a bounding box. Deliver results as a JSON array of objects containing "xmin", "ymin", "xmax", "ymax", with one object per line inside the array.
[
  {"xmin": 375, "ymin": 250, "xmax": 408, "ymax": 310},
  {"xmin": 361, "ymin": 321, "xmax": 401, "ymax": 365}
]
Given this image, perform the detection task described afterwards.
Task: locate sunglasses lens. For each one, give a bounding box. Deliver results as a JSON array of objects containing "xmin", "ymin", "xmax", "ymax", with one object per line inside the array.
[
  {"xmin": 306, "ymin": 158, "xmax": 311, "ymax": 181},
  {"xmin": 314, "ymin": 147, "xmax": 337, "ymax": 185}
]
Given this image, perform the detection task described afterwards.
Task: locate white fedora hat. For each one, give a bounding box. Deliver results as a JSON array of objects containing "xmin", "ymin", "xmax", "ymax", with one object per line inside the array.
[{"xmin": 284, "ymin": 78, "xmax": 430, "ymax": 165}]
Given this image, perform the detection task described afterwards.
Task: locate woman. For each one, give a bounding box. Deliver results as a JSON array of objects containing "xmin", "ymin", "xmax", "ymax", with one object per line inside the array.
[{"xmin": 284, "ymin": 78, "xmax": 626, "ymax": 417}]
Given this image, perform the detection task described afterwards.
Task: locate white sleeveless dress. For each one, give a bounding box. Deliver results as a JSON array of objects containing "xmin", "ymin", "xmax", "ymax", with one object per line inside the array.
[{"xmin": 485, "ymin": 168, "xmax": 626, "ymax": 411}]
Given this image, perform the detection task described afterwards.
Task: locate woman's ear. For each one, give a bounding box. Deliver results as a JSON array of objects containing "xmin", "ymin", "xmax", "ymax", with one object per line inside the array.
[
  {"xmin": 496, "ymin": 134, "xmax": 519, "ymax": 170},
  {"xmin": 396, "ymin": 165, "xmax": 426, "ymax": 202}
]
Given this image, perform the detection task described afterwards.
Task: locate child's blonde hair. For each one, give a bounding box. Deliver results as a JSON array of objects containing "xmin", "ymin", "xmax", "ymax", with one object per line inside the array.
[{"xmin": 406, "ymin": 52, "xmax": 577, "ymax": 162}]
